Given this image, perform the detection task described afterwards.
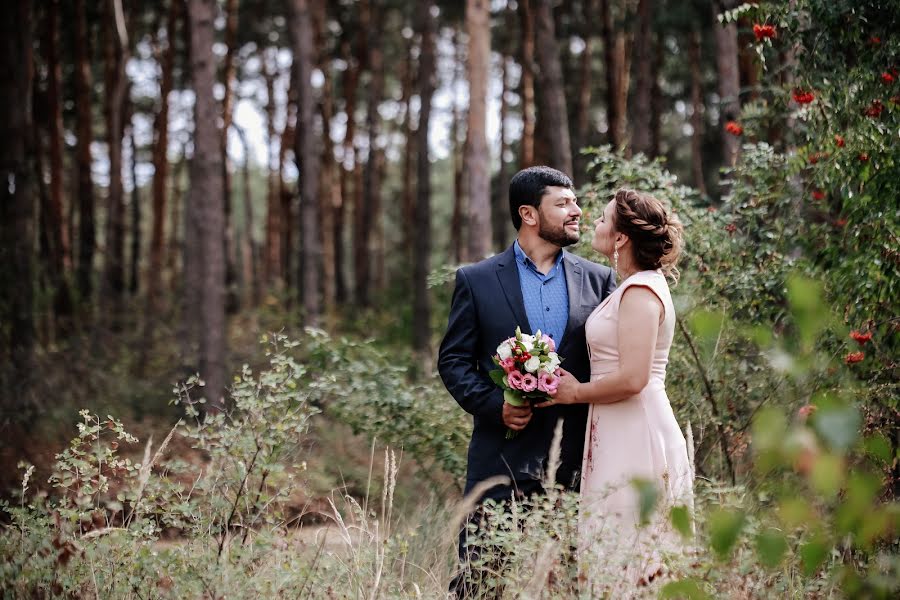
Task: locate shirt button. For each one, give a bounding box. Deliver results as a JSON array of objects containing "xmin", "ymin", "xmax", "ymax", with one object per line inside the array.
[{"xmin": 545, "ymin": 307, "xmax": 550, "ymax": 311}]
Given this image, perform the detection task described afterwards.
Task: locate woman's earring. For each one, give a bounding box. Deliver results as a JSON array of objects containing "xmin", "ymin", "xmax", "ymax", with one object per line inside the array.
[{"xmin": 613, "ymin": 247, "xmax": 619, "ymax": 277}]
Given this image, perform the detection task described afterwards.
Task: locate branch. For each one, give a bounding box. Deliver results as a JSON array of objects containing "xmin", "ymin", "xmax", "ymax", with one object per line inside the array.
[{"xmin": 677, "ymin": 318, "xmax": 736, "ymax": 485}]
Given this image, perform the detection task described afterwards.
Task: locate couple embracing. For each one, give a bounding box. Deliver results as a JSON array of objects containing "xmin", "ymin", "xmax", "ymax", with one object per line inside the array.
[{"xmin": 438, "ymin": 166, "xmax": 693, "ymax": 596}]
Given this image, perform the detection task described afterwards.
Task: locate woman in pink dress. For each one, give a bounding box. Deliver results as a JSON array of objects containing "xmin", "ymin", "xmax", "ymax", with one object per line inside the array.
[{"xmin": 538, "ymin": 188, "xmax": 693, "ymax": 593}]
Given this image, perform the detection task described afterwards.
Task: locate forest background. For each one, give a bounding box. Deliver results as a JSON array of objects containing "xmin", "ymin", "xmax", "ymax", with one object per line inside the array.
[{"xmin": 0, "ymin": 0, "xmax": 898, "ymax": 597}]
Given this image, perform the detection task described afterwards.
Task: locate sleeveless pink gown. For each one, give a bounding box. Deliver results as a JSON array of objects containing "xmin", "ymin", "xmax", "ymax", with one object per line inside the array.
[{"xmin": 579, "ymin": 270, "xmax": 694, "ymax": 591}]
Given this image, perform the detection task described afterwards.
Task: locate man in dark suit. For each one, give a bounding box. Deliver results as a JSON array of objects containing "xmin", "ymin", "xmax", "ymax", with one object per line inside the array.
[{"xmin": 438, "ymin": 166, "xmax": 616, "ymax": 596}]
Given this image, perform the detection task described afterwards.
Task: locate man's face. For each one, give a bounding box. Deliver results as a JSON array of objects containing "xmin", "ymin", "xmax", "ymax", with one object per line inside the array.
[{"xmin": 536, "ymin": 186, "xmax": 582, "ymax": 247}]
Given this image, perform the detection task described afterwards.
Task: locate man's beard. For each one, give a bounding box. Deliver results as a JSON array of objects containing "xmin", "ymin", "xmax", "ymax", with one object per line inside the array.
[{"xmin": 538, "ymin": 214, "xmax": 580, "ymax": 247}]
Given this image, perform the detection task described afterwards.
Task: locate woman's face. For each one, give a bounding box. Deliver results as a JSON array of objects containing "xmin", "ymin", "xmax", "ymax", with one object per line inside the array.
[{"xmin": 591, "ymin": 199, "xmax": 617, "ymax": 256}]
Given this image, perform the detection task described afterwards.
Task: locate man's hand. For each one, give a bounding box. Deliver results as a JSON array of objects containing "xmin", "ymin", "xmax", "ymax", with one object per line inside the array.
[{"xmin": 502, "ymin": 401, "xmax": 532, "ymax": 431}]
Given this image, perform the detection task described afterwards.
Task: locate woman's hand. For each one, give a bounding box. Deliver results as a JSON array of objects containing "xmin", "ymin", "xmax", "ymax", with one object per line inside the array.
[{"xmin": 534, "ymin": 368, "xmax": 579, "ymax": 407}]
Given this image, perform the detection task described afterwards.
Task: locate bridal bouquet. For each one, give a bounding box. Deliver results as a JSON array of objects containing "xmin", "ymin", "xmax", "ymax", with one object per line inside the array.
[{"xmin": 489, "ymin": 327, "xmax": 563, "ymax": 438}]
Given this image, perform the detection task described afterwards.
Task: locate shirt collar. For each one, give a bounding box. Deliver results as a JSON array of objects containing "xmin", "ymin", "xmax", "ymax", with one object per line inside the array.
[{"xmin": 513, "ymin": 239, "xmax": 564, "ymax": 272}]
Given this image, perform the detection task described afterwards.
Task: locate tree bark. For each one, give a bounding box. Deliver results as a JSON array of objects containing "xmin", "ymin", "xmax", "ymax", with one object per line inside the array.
[
  {"xmin": 101, "ymin": 0, "xmax": 129, "ymax": 321},
  {"xmin": 44, "ymin": 0, "xmax": 70, "ymax": 274},
  {"xmin": 631, "ymin": 0, "xmax": 654, "ymax": 156},
  {"xmin": 517, "ymin": 0, "xmax": 536, "ymax": 168},
  {"xmin": 148, "ymin": 0, "xmax": 180, "ymax": 312},
  {"xmin": 261, "ymin": 50, "xmax": 281, "ymax": 287},
  {"xmin": 312, "ymin": 1, "xmax": 337, "ymax": 315},
  {"xmin": 74, "ymin": 0, "xmax": 96, "ymax": 303},
  {"xmin": 336, "ymin": 37, "xmax": 359, "ymax": 305},
  {"xmin": 355, "ymin": 0, "xmax": 384, "ymax": 307},
  {"xmin": 128, "ymin": 118, "xmax": 140, "ymax": 295},
  {"xmin": 400, "ymin": 33, "xmax": 416, "ymax": 269},
  {"xmin": 494, "ymin": 53, "xmax": 510, "ymax": 253},
  {"xmin": 602, "ymin": 0, "xmax": 630, "ymax": 150},
  {"xmin": 688, "ymin": 30, "xmax": 708, "ymax": 197},
  {"xmin": 288, "ymin": 0, "xmax": 322, "ymax": 326},
  {"xmin": 187, "ymin": 0, "xmax": 226, "ymax": 410},
  {"xmin": 572, "ymin": 0, "xmax": 598, "ymax": 179},
  {"xmin": 234, "ymin": 125, "xmax": 260, "ymax": 307},
  {"xmin": 449, "ymin": 28, "xmax": 465, "ymax": 263},
  {"xmin": 1, "ymin": 0, "xmax": 36, "ymax": 383},
  {"xmin": 465, "ymin": 0, "xmax": 492, "ymax": 262},
  {"xmin": 412, "ymin": 0, "xmax": 435, "ymax": 356},
  {"xmin": 532, "ymin": 0, "xmax": 573, "ymax": 175},
  {"xmin": 713, "ymin": 1, "xmax": 741, "ymax": 168},
  {"xmin": 221, "ymin": 0, "xmax": 239, "ymax": 313}
]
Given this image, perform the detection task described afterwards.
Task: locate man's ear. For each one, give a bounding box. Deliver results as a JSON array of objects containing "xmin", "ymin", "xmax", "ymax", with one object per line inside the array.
[{"xmin": 519, "ymin": 205, "xmax": 538, "ymax": 227}]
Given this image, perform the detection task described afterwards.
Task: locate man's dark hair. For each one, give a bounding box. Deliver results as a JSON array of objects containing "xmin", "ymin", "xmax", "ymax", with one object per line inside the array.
[{"xmin": 508, "ymin": 166, "xmax": 574, "ymax": 230}]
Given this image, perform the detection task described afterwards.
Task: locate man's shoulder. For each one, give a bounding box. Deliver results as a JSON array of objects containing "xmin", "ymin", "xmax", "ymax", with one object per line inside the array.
[
  {"xmin": 564, "ymin": 250, "xmax": 612, "ymax": 278},
  {"xmin": 457, "ymin": 248, "xmax": 513, "ymax": 278}
]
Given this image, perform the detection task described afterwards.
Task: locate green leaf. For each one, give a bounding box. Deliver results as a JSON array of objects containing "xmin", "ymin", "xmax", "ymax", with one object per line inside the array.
[
  {"xmin": 799, "ymin": 537, "xmax": 829, "ymax": 576},
  {"xmin": 809, "ymin": 453, "xmax": 845, "ymax": 498},
  {"xmin": 812, "ymin": 405, "xmax": 860, "ymax": 452},
  {"xmin": 503, "ymin": 390, "xmax": 526, "ymax": 407},
  {"xmin": 863, "ymin": 434, "xmax": 892, "ymax": 463},
  {"xmin": 752, "ymin": 407, "xmax": 788, "ymax": 453},
  {"xmin": 670, "ymin": 505, "xmax": 693, "ymax": 539},
  {"xmin": 708, "ymin": 509, "xmax": 746, "ymax": 559},
  {"xmin": 755, "ymin": 528, "xmax": 788, "ymax": 568},
  {"xmin": 489, "ymin": 369, "xmax": 509, "ymax": 389},
  {"xmin": 631, "ymin": 478, "xmax": 659, "ymax": 526},
  {"xmin": 660, "ymin": 578, "xmax": 711, "ymax": 599}
]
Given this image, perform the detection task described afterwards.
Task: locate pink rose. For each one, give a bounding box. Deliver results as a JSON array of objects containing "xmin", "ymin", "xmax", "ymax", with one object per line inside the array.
[
  {"xmin": 542, "ymin": 335, "xmax": 556, "ymax": 352},
  {"xmin": 507, "ymin": 371, "xmax": 524, "ymax": 390},
  {"xmin": 520, "ymin": 373, "xmax": 538, "ymax": 392},
  {"xmin": 499, "ymin": 357, "xmax": 516, "ymax": 374},
  {"xmin": 538, "ymin": 371, "xmax": 559, "ymax": 394}
]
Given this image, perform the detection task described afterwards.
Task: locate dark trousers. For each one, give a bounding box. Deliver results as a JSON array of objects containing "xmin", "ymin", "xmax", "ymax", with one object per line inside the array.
[{"xmin": 449, "ymin": 480, "xmax": 545, "ymax": 599}]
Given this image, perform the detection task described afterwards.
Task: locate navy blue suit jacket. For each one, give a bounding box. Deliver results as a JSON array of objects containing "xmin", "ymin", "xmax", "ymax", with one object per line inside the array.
[{"xmin": 438, "ymin": 244, "xmax": 616, "ymax": 500}]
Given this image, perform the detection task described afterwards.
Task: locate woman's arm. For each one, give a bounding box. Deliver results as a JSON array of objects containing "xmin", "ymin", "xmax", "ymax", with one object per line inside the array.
[{"xmin": 539, "ymin": 285, "xmax": 662, "ymax": 406}]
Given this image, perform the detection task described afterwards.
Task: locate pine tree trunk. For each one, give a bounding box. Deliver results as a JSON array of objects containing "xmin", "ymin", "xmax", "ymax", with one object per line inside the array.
[
  {"xmin": 288, "ymin": 0, "xmax": 321, "ymax": 326},
  {"xmin": 234, "ymin": 125, "xmax": 260, "ymax": 307},
  {"xmin": 412, "ymin": 0, "xmax": 435, "ymax": 356},
  {"xmin": 532, "ymin": 0, "xmax": 573, "ymax": 175},
  {"xmin": 221, "ymin": 0, "xmax": 239, "ymax": 313},
  {"xmin": 102, "ymin": 0, "xmax": 128, "ymax": 321},
  {"xmin": 631, "ymin": 0, "xmax": 654, "ymax": 156},
  {"xmin": 128, "ymin": 118, "xmax": 140, "ymax": 295},
  {"xmin": 356, "ymin": 0, "xmax": 384, "ymax": 307},
  {"xmin": 187, "ymin": 0, "xmax": 226, "ymax": 410},
  {"xmin": 400, "ymin": 34, "xmax": 416, "ymax": 269},
  {"xmin": 713, "ymin": 1, "xmax": 741, "ymax": 168},
  {"xmin": 168, "ymin": 144, "xmax": 186, "ymax": 294},
  {"xmin": 449, "ymin": 28, "xmax": 465, "ymax": 263},
  {"xmin": 336, "ymin": 38, "xmax": 359, "ymax": 305},
  {"xmin": 465, "ymin": 0, "xmax": 492, "ymax": 262},
  {"xmin": 518, "ymin": 0, "xmax": 536, "ymax": 168},
  {"xmin": 649, "ymin": 34, "xmax": 663, "ymax": 158},
  {"xmin": 602, "ymin": 0, "xmax": 630, "ymax": 150},
  {"xmin": 312, "ymin": 0, "xmax": 337, "ymax": 314},
  {"xmin": 688, "ymin": 30, "xmax": 708, "ymax": 197},
  {"xmin": 1, "ymin": 0, "xmax": 36, "ymax": 382},
  {"xmin": 148, "ymin": 0, "xmax": 180, "ymax": 312},
  {"xmin": 74, "ymin": 0, "xmax": 96, "ymax": 303},
  {"xmin": 262, "ymin": 51, "xmax": 281, "ymax": 287},
  {"xmin": 494, "ymin": 53, "xmax": 510, "ymax": 253},
  {"xmin": 572, "ymin": 0, "xmax": 597, "ymax": 180},
  {"xmin": 44, "ymin": 0, "xmax": 69, "ymax": 275}
]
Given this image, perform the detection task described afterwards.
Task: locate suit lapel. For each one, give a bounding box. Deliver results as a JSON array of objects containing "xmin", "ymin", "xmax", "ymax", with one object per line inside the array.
[
  {"xmin": 496, "ymin": 246, "xmax": 529, "ymax": 330},
  {"xmin": 562, "ymin": 252, "xmax": 584, "ymax": 342}
]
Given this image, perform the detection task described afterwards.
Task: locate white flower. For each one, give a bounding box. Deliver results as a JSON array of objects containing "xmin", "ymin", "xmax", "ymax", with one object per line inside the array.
[
  {"xmin": 497, "ymin": 342, "xmax": 513, "ymax": 360},
  {"xmin": 524, "ymin": 356, "xmax": 541, "ymax": 373},
  {"xmin": 520, "ymin": 334, "xmax": 535, "ymax": 350},
  {"xmin": 547, "ymin": 352, "xmax": 560, "ymax": 366}
]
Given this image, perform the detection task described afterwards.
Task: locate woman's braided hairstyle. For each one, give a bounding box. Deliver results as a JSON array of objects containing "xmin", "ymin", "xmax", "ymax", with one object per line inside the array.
[{"xmin": 612, "ymin": 188, "xmax": 684, "ymax": 282}]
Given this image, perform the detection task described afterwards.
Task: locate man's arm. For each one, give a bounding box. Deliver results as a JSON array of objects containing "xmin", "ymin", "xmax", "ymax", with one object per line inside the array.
[{"xmin": 437, "ymin": 268, "xmax": 506, "ymax": 426}]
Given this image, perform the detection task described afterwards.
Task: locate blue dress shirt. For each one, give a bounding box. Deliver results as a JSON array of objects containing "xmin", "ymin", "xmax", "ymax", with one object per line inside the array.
[{"xmin": 513, "ymin": 240, "xmax": 569, "ymax": 348}]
